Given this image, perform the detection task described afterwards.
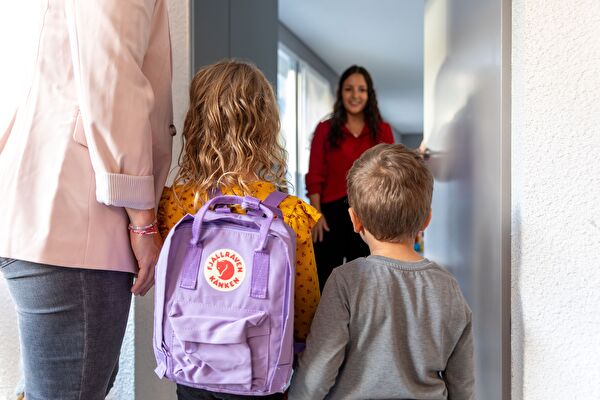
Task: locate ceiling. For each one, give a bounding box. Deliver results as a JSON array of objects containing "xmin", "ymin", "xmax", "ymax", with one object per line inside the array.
[{"xmin": 279, "ymin": 0, "xmax": 424, "ymax": 134}]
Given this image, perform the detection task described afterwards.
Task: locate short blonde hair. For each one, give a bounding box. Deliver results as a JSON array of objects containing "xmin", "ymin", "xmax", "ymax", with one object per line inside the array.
[
  {"xmin": 347, "ymin": 144, "xmax": 433, "ymax": 242},
  {"xmin": 174, "ymin": 60, "xmax": 287, "ymax": 201}
]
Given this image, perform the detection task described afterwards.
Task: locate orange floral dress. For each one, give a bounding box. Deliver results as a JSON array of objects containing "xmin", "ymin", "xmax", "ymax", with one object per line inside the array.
[{"xmin": 157, "ymin": 181, "xmax": 321, "ymax": 341}]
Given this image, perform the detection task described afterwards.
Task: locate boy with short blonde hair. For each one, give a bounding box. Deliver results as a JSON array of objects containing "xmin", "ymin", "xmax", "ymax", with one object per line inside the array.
[{"xmin": 289, "ymin": 144, "xmax": 474, "ymax": 400}]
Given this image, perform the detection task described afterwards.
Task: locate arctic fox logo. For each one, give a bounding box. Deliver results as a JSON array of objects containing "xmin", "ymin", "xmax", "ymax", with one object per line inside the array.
[{"xmin": 216, "ymin": 260, "xmax": 234, "ymax": 281}]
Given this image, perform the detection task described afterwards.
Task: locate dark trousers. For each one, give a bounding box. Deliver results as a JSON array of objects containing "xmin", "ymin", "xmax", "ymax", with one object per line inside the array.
[
  {"xmin": 313, "ymin": 196, "xmax": 370, "ymax": 291},
  {"xmin": 176, "ymin": 385, "xmax": 284, "ymax": 400},
  {"xmin": 1, "ymin": 259, "xmax": 133, "ymax": 400}
]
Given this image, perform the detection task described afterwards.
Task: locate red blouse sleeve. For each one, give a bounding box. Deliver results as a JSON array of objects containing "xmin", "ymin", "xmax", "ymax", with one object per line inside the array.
[
  {"xmin": 380, "ymin": 122, "xmax": 395, "ymax": 144},
  {"xmin": 305, "ymin": 122, "xmax": 329, "ymax": 196}
]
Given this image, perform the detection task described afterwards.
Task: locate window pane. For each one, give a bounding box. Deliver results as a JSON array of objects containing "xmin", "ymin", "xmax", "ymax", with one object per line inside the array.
[
  {"xmin": 277, "ymin": 48, "xmax": 297, "ymax": 193},
  {"xmin": 297, "ymin": 62, "xmax": 334, "ymax": 200}
]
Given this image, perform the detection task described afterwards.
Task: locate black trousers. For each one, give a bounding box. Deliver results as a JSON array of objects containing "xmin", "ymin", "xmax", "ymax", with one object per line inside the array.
[
  {"xmin": 176, "ymin": 385, "xmax": 283, "ymax": 400},
  {"xmin": 313, "ymin": 196, "xmax": 370, "ymax": 291}
]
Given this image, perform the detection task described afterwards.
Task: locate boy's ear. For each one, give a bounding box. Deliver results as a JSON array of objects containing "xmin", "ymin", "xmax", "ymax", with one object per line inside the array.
[
  {"xmin": 421, "ymin": 209, "xmax": 432, "ymax": 231},
  {"xmin": 348, "ymin": 207, "xmax": 363, "ymax": 233}
]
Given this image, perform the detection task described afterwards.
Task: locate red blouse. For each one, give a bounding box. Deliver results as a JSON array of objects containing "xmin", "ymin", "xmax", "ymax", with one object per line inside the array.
[{"xmin": 305, "ymin": 119, "xmax": 394, "ymax": 203}]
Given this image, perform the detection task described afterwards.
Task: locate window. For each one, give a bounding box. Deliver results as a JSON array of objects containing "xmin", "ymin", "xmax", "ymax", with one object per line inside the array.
[
  {"xmin": 277, "ymin": 45, "xmax": 334, "ymax": 200},
  {"xmin": 277, "ymin": 48, "xmax": 298, "ymax": 195}
]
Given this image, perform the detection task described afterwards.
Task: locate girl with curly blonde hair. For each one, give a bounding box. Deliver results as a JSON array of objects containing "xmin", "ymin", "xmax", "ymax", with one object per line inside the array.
[{"xmin": 157, "ymin": 60, "xmax": 321, "ymax": 400}]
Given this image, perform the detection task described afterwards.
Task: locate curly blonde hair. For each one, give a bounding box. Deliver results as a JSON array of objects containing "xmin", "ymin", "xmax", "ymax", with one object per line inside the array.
[{"xmin": 174, "ymin": 60, "xmax": 287, "ymax": 203}]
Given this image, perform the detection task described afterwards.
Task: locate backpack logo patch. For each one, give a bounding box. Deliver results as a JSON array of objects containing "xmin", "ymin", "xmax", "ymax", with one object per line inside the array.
[{"xmin": 204, "ymin": 249, "xmax": 246, "ymax": 291}]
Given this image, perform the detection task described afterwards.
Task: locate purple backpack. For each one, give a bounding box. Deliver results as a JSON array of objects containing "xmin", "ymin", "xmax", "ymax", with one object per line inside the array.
[{"xmin": 153, "ymin": 192, "xmax": 296, "ymax": 395}]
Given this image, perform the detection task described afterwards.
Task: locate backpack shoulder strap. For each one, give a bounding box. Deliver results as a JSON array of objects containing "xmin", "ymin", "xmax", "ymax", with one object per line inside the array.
[{"xmin": 263, "ymin": 190, "xmax": 287, "ymax": 218}]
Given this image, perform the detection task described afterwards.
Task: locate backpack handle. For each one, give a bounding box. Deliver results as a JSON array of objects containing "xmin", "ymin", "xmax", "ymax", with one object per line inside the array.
[
  {"xmin": 210, "ymin": 188, "xmax": 286, "ymax": 218},
  {"xmin": 190, "ymin": 195, "xmax": 275, "ymax": 251},
  {"xmin": 179, "ymin": 195, "xmax": 276, "ymax": 298}
]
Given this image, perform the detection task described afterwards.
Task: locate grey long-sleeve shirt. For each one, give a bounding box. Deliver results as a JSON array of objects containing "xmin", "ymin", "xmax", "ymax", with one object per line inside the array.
[{"xmin": 288, "ymin": 256, "xmax": 474, "ymax": 400}]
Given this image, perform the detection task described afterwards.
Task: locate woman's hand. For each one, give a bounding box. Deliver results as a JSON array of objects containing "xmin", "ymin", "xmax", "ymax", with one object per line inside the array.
[
  {"xmin": 126, "ymin": 207, "xmax": 161, "ymax": 296},
  {"xmin": 312, "ymin": 215, "xmax": 330, "ymax": 243},
  {"xmin": 129, "ymin": 232, "xmax": 162, "ymax": 296},
  {"xmin": 308, "ymin": 193, "xmax": 329, "ymax": 243}
]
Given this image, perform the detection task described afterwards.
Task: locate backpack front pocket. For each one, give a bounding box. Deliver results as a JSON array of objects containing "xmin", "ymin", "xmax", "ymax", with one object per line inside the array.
[{"xmin": 169, "ymin": 303, "xmax": 270, "ymax": 390}]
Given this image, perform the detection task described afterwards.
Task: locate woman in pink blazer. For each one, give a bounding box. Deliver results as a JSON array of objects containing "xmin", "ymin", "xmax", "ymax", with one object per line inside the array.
[{"xmin": 0, "ymin": 0, "xmax": 173, "ymax": 398}]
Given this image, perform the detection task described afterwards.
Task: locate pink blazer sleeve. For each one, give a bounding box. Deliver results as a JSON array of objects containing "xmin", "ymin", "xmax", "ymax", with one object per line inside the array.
[{"xmin": 65, "ymin": 0, "xmax": 159, "ymax": 209}]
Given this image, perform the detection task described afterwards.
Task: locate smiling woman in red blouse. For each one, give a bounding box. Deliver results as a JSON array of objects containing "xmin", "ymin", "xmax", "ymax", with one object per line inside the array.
[{"xmin": 306, "ymin": 65, "xmax": 394, "ymax": 290}]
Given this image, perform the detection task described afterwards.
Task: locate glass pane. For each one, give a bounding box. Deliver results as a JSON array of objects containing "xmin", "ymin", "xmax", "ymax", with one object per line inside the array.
[
  {"xmin": 277, "ymin": 48, "xmax": 298, "ymax": 194},
  {"xmin": 297, "ymin": 62, "xmax": 334, "ymax": 201}
]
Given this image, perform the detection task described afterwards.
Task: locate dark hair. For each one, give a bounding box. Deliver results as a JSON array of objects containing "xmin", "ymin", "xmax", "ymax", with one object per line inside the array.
[
  {"xmin": 328, "ymin": 65, "xmax": 382, "ymax": 148},
  {"xmin": 347, "ymin": 144, "xmax": 433, "ymax": 242}
]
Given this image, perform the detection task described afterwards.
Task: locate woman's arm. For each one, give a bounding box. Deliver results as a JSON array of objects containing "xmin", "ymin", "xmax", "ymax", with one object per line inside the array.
[
  {"xmin": 305, "ymin": 123, "xmax": 328, "ymax": 199},
  {"xmin": 308, "ymin": 193, "xmax": 329, "ymax": 243},
  {"xmin": 65, "ymin": 0, "xmax": 159, "ymax": 210},
  {"xmin": 308, "ymin": 192, "xmax": 322, "ymax": 212},
  {"xmin": 126, "ymin": 207, "xmax": 162, "ymax": 296},
  {"xmin": 65, "ymin": 0, "xmax": 170, "ymax": 295},
  {"xmin": 306, "ymin": 123, "xmax": 330, "ymax": 242}
]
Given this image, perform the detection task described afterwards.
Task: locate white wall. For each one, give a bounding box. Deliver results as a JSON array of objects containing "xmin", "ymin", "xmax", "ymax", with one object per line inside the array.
[{"xmin": 511, "ymin": 1, "xmax": 600, "ymax": 399}]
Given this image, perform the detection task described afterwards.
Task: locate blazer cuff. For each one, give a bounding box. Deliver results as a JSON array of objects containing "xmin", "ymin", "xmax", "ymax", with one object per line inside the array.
[{"xmin": 95, "ymin": 172, "xmax": 155, "ymax": 209}]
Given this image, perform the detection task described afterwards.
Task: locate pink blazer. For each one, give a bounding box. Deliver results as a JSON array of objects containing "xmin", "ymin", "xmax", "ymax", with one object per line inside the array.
[{"xmin": 0, "ymin": 0, "xmax": 174, "ymax": 273}]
